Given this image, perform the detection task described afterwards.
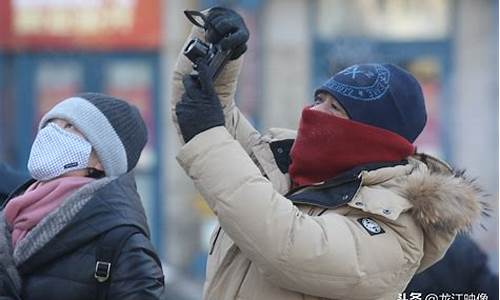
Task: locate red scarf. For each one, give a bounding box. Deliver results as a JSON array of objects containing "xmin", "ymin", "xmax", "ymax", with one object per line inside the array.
[
  {"xmin": 4, "ymin": 176, "xmax": 95, "ymax": 247},
  {"xmin": 289, "ymin": 107, "xmax": 415, "ymax": 187}
]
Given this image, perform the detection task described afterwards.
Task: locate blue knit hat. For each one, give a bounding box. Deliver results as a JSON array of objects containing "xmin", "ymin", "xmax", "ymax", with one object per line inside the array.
[{"xmin": 315, "ymin": 63, "xmax": 427, "ymax": 143}]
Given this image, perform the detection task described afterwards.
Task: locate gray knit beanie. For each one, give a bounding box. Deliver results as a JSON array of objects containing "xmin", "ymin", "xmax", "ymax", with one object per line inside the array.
[{"xmin": 39, "ymin": 93, "xmax": 148, "ymax": 176}]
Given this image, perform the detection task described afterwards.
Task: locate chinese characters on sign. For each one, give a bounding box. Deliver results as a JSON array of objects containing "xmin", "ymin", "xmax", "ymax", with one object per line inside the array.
[{"xmin": 1, "ymin": 0, "xmax": 161, "ymax": 50}]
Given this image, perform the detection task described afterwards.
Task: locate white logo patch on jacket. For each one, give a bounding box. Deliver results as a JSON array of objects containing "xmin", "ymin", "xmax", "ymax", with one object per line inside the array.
[{"xmin": 357, "ymin": 217, "xmax": 385, "ymax": 236}]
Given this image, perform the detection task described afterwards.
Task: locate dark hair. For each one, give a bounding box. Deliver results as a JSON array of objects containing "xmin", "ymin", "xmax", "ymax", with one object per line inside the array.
[{"xmin": 87, "ymin": 168, "xmax": 106, "ymax": 179}]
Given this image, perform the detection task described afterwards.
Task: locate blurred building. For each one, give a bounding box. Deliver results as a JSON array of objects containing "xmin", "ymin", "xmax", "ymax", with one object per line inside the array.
[{"xmin": 0, "ymin": 1, "xmax": 497, "ymax": 299}]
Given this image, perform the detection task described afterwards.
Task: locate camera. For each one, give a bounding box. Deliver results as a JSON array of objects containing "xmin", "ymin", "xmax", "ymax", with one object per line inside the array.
[
  {"xmin": 183, "ymin": 38, "xmax": 231, "ymax": 80},
  {"xmin": 183, "ymin": 9, "xmax": 233, "ymax": 80}
]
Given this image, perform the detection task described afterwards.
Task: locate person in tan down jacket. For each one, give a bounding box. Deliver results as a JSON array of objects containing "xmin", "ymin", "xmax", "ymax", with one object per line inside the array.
[{"xmin": 171, "ymin": 7, "xmax": 484, "ymax": 300}]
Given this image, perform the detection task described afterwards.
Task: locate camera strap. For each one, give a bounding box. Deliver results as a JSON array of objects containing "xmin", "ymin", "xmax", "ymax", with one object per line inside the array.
[
  {"xmin": 184, "ymin": 10, "xmax": 208, "ymax": 29},
  {"xmin": 184, "ymin": 9, "xmax": 223, "ymax": 38}
]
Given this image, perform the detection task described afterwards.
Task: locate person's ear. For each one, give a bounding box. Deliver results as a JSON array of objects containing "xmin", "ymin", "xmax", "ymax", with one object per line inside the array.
[{"xmin": 94, "ymin": 161, "xmax": 104, "ymax": 172}]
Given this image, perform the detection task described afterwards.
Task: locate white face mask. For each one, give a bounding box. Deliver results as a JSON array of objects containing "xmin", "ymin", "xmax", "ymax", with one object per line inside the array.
[{"xmin": 27, "ymin": 122, "xmax": 92, "ymax": 181}]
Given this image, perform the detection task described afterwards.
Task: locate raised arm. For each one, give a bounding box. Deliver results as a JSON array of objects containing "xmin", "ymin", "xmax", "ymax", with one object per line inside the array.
[{"xmin": 170, "ymin": 8, "xmax": 262, "ymax": 155}]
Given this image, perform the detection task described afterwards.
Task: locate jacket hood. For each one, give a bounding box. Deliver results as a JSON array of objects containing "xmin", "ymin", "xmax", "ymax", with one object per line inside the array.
[
  {"xmin": 1, "ymin": 172, "xmax": 150, "ymax": 273},
  {"xmin": 398, "ymin": 153, "xmax": 485, "ymax": 234},
  {"xmin": 384, "ymin": 153, "xmax": 486, "ymax": 272}
]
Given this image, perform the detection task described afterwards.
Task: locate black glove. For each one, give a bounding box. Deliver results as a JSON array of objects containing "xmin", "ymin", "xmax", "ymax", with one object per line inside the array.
[
  {"xmin": 176, "ymin": 59, "xmax": 225, "ymax": 143},
  {"xmin": 205, "ymin": 7, "xmax": 249, "ymax": 60}
]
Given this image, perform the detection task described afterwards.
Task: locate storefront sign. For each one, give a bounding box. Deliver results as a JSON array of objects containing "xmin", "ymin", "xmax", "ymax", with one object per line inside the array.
[{"xmin": 1, "ymin": 0, "xmax": 161, "ymax": 50}]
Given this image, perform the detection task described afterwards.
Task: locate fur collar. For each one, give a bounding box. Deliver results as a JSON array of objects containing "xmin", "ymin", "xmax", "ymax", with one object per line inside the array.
[{"xmin": 396, "ymin": 154, "xmax": 485, "ymax": 234}]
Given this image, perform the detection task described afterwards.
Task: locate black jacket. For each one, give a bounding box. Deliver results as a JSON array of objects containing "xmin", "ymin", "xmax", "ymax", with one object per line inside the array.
[
  {"xmin": 0, "ymin": 173, "xmax": 164, "ymax": 300},
  {"xmin": 0, "ymin": 164, "xmax": 29, "ymax": 206},
  {"xmin": 405, "ymin": 234, "xmax": 498, "ymax": 300}
]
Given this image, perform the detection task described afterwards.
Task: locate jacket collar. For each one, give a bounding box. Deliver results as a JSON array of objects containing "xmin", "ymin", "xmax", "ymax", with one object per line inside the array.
[
  {"xmin": 2, "ymin": 179, "xmax": 36, "ymax": 210},
  {"xmin": 1, "ymin": 172, "xmax": 150, "ymax": 274},
  {"xmin": 9, "ymin": 177, "xmax": 113, "ymax": 267},
  {"xmin": 393, "ymin": 155, "xmax": 484, "ymax": 234},
  {"xmin": 286, "ymin": 161, "xmax": 408, "ymax": 209},
  {"xmin": 270, "ymin": 136, "xmax": 483, "ymax": 234}
]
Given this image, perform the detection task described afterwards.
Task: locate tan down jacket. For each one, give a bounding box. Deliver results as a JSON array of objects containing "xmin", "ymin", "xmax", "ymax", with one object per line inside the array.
[{"xmin": 171, "ymin": 26, "xmax": 483, "ymax": 300}]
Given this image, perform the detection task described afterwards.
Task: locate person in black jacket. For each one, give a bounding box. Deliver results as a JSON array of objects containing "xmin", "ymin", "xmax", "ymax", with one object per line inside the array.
[
  {"xmin": 0, "ymin": 93, "xmax": 164, "ymax": 299},
  {"xmin": 405, "ymin": 233, "xmax": 498, "ymax": 300},
  {"xmin": 0, "ymin": 164, "xmax": 29, "ymax": 206}
]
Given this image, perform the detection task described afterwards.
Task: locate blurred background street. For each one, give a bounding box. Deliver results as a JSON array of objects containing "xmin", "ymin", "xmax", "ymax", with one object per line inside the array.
[{"xmin": 0, "ymin": 1, "xmax": 497, "ymax": 299}]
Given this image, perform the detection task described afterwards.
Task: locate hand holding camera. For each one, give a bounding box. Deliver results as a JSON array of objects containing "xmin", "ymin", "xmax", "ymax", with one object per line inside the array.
[
  {"xmin": 183, "ymin": 7, "xmax": 249, "ymax": 79},
  {"xmin": 205, "ymin": 7, "xmax": 249, "ymax": 60},
  {"xmin": 176, "ymin": 59, "xmax": 224, "ymax": 143},
  {"xmin": 177, "ymin": 7, "xmax": 248, "ymax": 142}
]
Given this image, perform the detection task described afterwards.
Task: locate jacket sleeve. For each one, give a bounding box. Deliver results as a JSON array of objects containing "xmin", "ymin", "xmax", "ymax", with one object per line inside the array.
[
  {"xmin": 170, "ymin": 24, "xmax": 263, "ymax": 156},
  {"xmin": 108, "ymin": 233, "xmax": 165, "ymax": 300},
  {"xmin": 177, "ymin": 127, "xmax": 415, "ymax": 299}
]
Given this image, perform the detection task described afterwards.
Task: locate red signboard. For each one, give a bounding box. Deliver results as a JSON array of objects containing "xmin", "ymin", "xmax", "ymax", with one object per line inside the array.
[
  {"xmin": 0, "ymin": 1, "xmax": 12, "ymax": 48},
  {"xmin": 0, "ymin": 0, "xmax": 161, "ymax": 51}
]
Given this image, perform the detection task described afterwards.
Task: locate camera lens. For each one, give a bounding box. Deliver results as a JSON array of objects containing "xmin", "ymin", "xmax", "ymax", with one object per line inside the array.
[{"xmin": 184, "ymin": 39, "xmax": 210, "ymax": 63}]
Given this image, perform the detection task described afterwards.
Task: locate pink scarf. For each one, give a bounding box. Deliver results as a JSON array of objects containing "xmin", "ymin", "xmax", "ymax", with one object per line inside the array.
[{"xmin": 4, "ymin": 176, "xmax": 94, "ymax": 247}]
